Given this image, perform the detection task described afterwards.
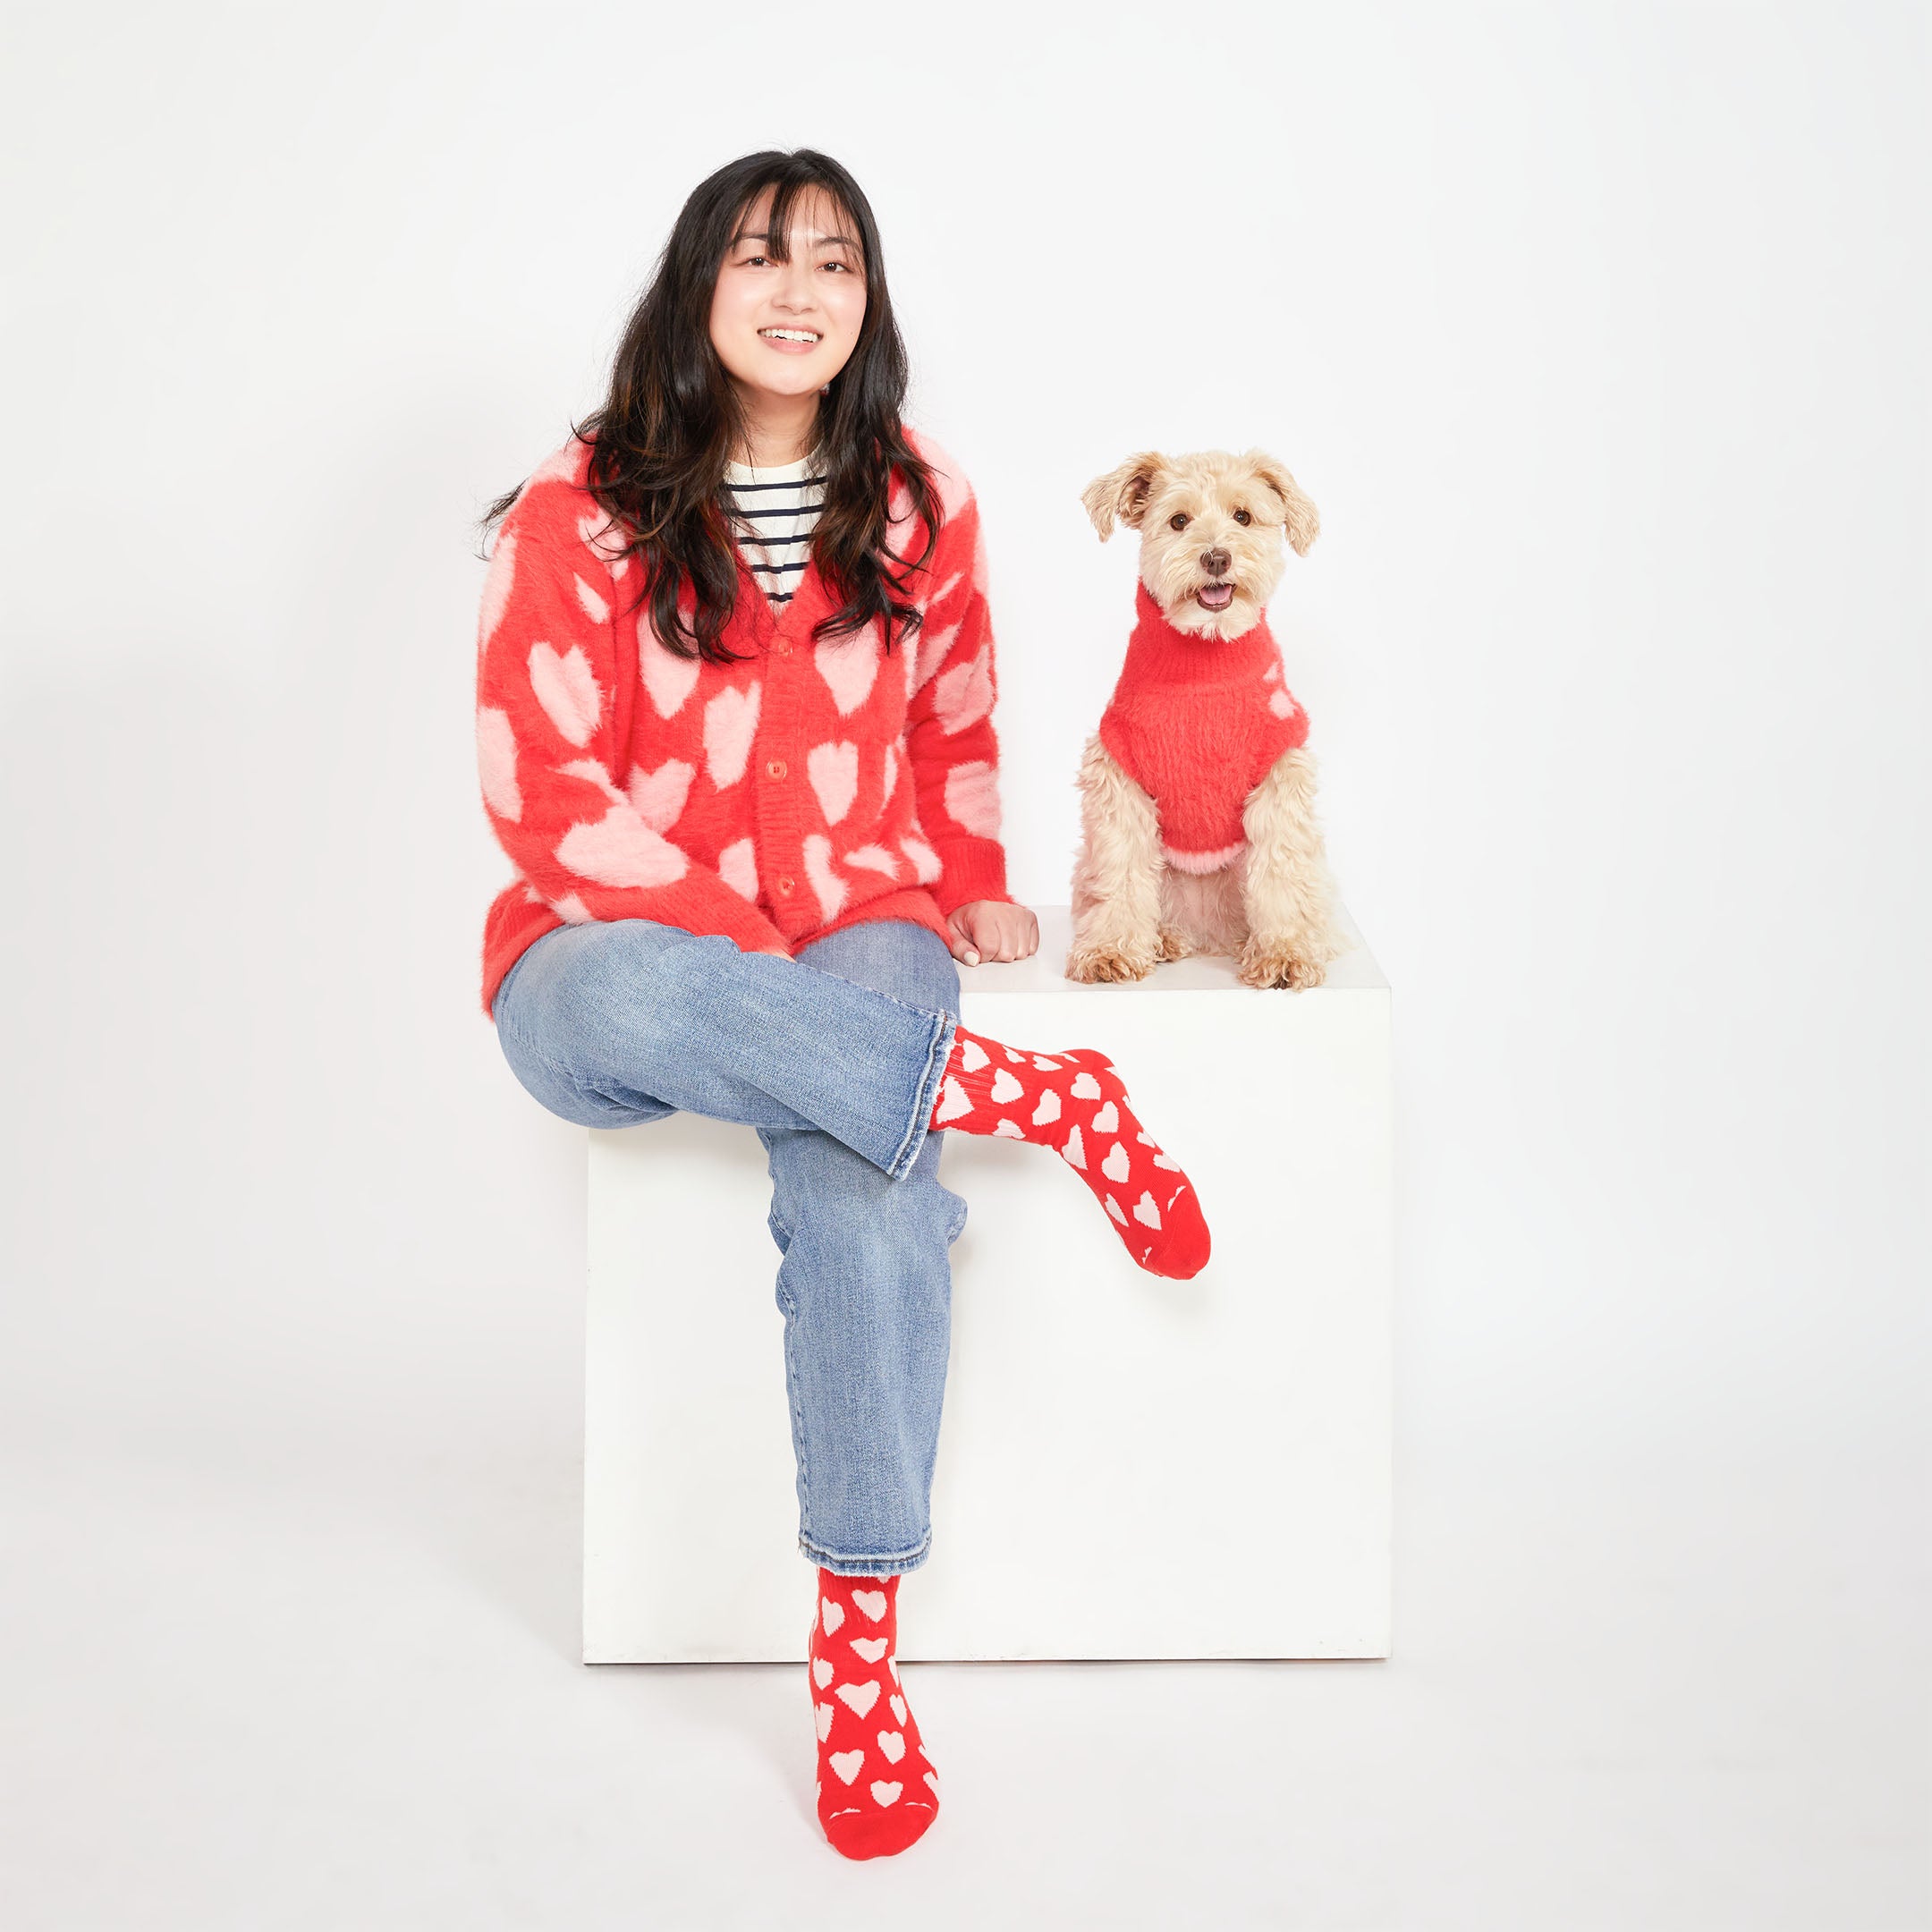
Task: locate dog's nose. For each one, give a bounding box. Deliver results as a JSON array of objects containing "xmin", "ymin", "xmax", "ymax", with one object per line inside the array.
[{"xmin": 1200, "ymin": 547, "xmax": 1231, "ymax": 577}]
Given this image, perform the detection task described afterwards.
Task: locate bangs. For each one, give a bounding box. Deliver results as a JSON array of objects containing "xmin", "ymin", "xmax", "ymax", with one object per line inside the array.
[{"xmin": 733, "ymin": 169, "xmax": 868, "ymax": 275}]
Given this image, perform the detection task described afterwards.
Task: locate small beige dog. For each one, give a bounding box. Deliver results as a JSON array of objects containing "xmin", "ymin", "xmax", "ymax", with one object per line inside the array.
[{"xmin": 1065, "ymin": 448, "xmax": 1344, "ymax": 990}]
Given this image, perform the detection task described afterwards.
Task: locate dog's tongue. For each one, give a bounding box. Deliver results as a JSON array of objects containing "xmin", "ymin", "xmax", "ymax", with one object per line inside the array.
[{"xmin": 1197, "ymin": 583, "xmax": 1235, "ymax": 610}]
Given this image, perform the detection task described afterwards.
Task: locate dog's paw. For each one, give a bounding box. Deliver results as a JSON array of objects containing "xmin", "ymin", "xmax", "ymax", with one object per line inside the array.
[
  {"xmin": 1237, "ymin": 939, "xmax": 1327, "ymax": 990},
  {"xmin": 1154, "ymin": 926, "xmax": 1195, "ymax": 963},
  {"xmin": 1065, "ymin": 942, "xmax": 1158, "ymax": 985}
]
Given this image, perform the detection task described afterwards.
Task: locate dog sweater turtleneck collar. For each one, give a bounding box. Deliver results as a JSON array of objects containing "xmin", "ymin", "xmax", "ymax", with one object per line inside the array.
[{"xmin": 1097, "ymin": 580, "xmax": 1309, "ymax": 874}]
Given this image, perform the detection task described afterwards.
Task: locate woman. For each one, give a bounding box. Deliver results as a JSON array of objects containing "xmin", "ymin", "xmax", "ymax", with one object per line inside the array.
[{"xmin": 474, "ymin": 149, "xmax": 1210, "ymax": 1860}]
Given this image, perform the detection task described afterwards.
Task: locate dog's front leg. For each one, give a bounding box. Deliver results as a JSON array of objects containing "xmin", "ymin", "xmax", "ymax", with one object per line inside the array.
[
  {"xmin": 1236, "ymin": 747, "xmax": 1344, "ymax": 989},
  {"xmin": 1066, "ymin": 733, "xmax": 1166, "ymax": 983}
]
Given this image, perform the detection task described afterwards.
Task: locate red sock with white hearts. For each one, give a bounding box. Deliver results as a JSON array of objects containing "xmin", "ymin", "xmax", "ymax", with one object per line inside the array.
[
  {"xmin": 809, "ymin": 1570, "xmax": 937, "ymax": 1860},
  {"xmin": 928, "ymin": 1025, "xmax": 1211, "ymax": 1279}
]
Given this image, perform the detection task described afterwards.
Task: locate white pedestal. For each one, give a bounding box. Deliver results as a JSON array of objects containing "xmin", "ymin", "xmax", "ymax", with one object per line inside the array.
[{"xmin": 584, "ymin": 903, "xmax": 1392, "ymax": 1661}]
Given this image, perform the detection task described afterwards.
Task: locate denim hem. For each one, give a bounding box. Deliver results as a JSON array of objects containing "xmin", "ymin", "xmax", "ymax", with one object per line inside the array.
[
  {"xmin": 883, "ymin": 1006, "xmax": 958, "ymax": 1182},
  {"xmin": 800, "ymin": 1529, "xmax": 932, "ymax": 1576}
]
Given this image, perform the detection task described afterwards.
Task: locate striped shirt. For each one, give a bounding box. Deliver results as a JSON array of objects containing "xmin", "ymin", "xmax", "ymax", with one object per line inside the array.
[{"xmin": 722, "ymin": 452, "xmax": 825, "ymax": 608}]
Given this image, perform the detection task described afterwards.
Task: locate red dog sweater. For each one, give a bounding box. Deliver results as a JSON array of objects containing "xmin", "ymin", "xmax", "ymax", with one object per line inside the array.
[
  {"xmin": 1097, "ymin": 581, "xmax": 1309, "ymax": 873},
  {"xmin": 474, "ymin": 429, "xmax": 1015, "ymax": 1016}
]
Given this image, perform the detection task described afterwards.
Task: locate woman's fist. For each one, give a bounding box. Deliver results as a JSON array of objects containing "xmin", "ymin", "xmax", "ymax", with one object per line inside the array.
[{"xmin": 945, "ymin": 901, "xmax": 1038, "ymax": 966}]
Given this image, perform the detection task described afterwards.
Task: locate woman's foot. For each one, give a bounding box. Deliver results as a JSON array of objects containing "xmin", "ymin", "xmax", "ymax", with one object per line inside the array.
[
  {"xmin": 809, "ymin": 1570, "xmax": 938, "ymax": 1860},
  {"xmin": 928, "ymin": 1027, "xmax": 1211, "ymax": 1278}
]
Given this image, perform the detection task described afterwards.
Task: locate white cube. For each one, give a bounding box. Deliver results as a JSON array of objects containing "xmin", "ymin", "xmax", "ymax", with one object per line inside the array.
[{"xmin": 584, "ymin": 903, "xmax": 1392, "ymax": 1661}]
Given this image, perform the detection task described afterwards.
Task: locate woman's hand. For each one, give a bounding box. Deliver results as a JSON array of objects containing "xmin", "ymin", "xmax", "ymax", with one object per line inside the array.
[{"xmin": 945, "ymin": 901, "xmax": 1038, "ymax": 967}]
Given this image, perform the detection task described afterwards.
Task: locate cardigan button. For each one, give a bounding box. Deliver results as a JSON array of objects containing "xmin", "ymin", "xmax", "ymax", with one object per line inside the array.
[
  {"xmin": 767, "ymin": 758, "xmax": 787, "ymax": 780},
  {"xmin": 776, "ymin": 877, "xmax": 795, "ymax": 895}
]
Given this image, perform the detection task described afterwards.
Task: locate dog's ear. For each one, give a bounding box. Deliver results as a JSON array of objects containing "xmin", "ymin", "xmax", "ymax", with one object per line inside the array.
[
  {"xmin": 1244, "ymin": 451, "xmax": 1320, "ymax": 556},
  {"xmin": 1080, "ymin": 452, "xmax": 1168, "ymax": 539}
]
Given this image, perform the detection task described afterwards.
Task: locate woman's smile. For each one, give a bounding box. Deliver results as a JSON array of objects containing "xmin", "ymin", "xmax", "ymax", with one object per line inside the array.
[{"xmin": 758, "ymin": 326, "xmax": 823, "ymax": 354}]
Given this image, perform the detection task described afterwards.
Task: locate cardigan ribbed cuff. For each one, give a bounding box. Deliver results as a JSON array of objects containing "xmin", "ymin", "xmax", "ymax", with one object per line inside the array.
[{"xmin": 928, "ymin": 835, "xmax": 1011, "ymax": 919}]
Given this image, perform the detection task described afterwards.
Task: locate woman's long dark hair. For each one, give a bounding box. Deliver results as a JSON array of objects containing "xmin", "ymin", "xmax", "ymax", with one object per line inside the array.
[{"xmin": 481, "ymin": 149, "xmax": 942, "ymax": 664}]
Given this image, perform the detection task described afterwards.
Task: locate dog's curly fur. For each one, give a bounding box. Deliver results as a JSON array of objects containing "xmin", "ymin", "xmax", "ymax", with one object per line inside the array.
[{"xmin": 1066, "ymin": 447, "xmax": 1344, "ymax": 991}]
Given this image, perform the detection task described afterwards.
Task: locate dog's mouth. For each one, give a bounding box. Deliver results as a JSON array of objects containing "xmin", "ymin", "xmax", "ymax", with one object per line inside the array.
[{"xmin": 1195, "ymin": 581, "xmax": 1238, "ymax": 612}]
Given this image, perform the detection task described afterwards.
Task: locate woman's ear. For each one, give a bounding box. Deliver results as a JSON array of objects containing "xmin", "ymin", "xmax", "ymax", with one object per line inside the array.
[
  {"xmin": 1080, "ymin": 451, "xmax": 1168, "ymax": 539},
  {"xmin": 1244, "ymin": 451, "xmax": 1320, "ymax": 556}
]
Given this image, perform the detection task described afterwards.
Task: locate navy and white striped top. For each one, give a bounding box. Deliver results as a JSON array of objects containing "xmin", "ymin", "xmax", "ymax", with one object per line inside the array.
[{"xmin": 722, "ymin": 452, "xmax": 825, "ymax": 608}]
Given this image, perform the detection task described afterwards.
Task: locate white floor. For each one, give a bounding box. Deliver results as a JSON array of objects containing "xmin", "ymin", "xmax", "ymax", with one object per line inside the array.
[{"xmin": 4, "ymin": 1395, "xmax": 1922, "ymax": 1930}]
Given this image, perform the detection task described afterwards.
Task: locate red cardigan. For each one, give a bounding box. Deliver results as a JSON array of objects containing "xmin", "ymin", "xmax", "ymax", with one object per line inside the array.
[
  {"xmin": 1097, "ymin": 581, "xmax": 1309, "ymax": 873},
  {"xmin": 474, "ymin": 429, "xmax": 1014, "ymax": 1017}
]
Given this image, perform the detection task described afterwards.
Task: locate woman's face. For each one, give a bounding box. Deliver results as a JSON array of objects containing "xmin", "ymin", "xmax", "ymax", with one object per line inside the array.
[{"xmin": 708, "ymin": 185, "xmax": 869, "ymax": 410}]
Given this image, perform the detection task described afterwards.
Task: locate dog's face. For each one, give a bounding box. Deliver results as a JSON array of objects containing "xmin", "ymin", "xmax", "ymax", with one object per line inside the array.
[{"xmin": 1080, "ymin": 449, "xmax": 1319, "ymax": 640}]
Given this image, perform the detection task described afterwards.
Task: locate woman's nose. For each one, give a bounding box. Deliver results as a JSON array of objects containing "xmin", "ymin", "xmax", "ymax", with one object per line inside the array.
[{"xmin": 775, "ymin": 260, "xmax": 818, "ymax": 309}]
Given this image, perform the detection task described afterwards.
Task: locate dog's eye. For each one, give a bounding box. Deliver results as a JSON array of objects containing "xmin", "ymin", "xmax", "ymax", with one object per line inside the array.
[
  {"xmin": 1233, "ymin": 508, "xmax": 1252, "ymax": 526},
  {"xmin": 1168, "ymin": 513, "xmax": 1190, "ymax": 531}
]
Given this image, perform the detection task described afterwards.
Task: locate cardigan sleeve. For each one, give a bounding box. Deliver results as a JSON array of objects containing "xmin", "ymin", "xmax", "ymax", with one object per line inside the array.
[
  {"xmin": 475, "ymin": 473, "xmax": 789, "ymax": 954},
  {"xmin": 900, "ymin": 466, "xmax": 1017, "ymax": 919}
]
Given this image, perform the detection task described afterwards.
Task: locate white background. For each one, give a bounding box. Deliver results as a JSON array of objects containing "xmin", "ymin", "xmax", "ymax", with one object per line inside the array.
[{"xmin": 2, "ymin": 4, "xmax": 1924, "ymax": 1926}]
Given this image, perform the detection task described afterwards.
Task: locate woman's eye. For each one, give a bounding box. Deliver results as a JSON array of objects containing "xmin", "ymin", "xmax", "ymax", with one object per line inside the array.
[
  {"xmin": 1233, "ymin": 508, "xmax": 1252, "ymax": 526},
  {"xmin": 1169, "ymin": 513, "xmax": 1191, "ymax": 531}
]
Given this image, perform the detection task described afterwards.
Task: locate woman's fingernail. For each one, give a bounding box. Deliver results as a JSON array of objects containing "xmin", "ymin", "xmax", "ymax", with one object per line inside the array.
[{"xmin": 964, "ymin": 950, "xmax": 980, "ymax": 965}]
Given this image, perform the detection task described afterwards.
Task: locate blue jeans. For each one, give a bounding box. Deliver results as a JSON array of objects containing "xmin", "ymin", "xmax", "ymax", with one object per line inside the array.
[{"xmin": 490, "ymin": 916, "xmax": 966, "ymax": 1575}]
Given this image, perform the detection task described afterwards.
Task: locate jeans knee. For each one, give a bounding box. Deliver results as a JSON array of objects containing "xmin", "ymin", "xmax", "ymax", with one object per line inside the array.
[
  {"xmin": 494, "ymin": 920, "xmax": 700, "ymax": 1127},
  {"xmin": 510, "ymin": 921, "xmax": 741, "ymax": 1099},
  {"xmin": 559, "ymin": 920, "xmax": 726, "ymax": 1038},
  {"xmin": 496, "ymin": 1016, "xmax": 652, "ymax": 1128}
]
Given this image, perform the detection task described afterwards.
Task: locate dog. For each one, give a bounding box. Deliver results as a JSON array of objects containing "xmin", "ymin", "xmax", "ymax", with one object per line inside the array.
[{"xmin": 1065, "ymin": 447, "xmax": 1344, "ymax": 991}]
